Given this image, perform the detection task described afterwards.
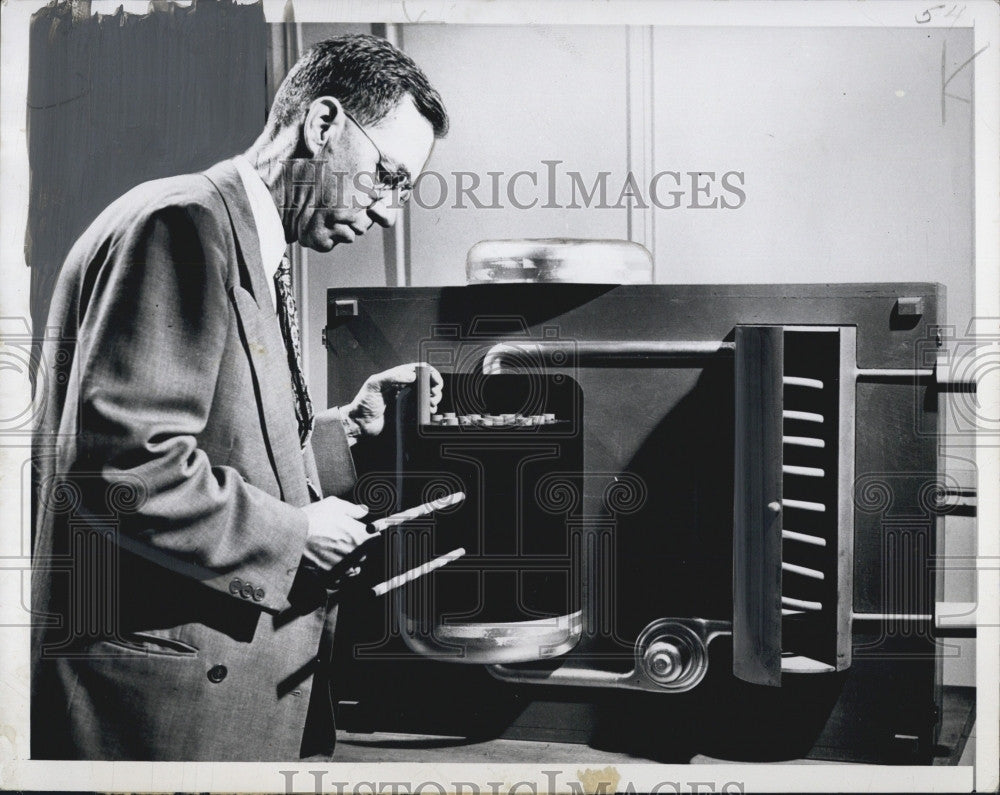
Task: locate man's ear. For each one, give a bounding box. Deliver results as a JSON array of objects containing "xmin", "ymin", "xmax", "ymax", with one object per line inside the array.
[{"xmin": 302, "ymin": 96, "xmax": 346, "ymax": 156}]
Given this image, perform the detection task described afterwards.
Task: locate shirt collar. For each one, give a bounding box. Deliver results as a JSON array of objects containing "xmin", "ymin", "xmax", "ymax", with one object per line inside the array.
[{"xmin": 233, "ymin": 155, "xmax": 287, "ymax": 301}]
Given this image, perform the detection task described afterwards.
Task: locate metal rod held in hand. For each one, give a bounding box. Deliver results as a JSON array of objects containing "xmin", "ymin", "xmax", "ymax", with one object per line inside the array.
[
  {"xmin": 372, "ymin": 547, "xmax": 466, "ymax": 596},
  {"xmin": 366, "ymin": 491, "xmax": 466, "ymax": 535}
]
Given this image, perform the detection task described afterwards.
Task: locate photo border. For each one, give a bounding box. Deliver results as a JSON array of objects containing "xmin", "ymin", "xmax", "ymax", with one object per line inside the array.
[{"xmin": 1, "ymin": 1, "xmax": 996, "ymax": 791}]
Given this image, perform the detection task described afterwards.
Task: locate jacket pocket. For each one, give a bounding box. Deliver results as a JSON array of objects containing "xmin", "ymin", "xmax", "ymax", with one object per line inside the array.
[{"xmin": 101, "ymin": 630, "xmax": 199, "ymax": 658}]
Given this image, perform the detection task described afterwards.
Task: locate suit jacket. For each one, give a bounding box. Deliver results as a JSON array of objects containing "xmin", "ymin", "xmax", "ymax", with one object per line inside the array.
[{"xmin": 31, "ymin": 159, "xmax": 356, "ymax": 761}]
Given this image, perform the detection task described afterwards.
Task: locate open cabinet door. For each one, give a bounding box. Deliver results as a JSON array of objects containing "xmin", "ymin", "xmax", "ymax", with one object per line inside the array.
[{"xmin": 733, "ymin": 325, "xmax": 856, "ymax": 685}]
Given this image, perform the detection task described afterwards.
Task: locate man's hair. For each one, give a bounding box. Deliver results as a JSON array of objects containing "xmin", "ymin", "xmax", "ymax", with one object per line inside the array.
[{"xmin": 269, "ymin": 34, "xmax": 448, "ymax": 138}]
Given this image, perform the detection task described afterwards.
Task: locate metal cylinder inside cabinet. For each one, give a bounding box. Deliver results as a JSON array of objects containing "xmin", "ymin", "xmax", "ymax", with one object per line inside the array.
[{"xmin": 389, "ymin": 373, "xmax": 584, "ymax": 663}]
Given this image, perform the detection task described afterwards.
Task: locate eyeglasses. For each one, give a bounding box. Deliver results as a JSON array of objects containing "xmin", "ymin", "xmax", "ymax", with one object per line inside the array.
[{"xmin": 342, "ymin": 110, "xmax": 414, "ymax": 203}]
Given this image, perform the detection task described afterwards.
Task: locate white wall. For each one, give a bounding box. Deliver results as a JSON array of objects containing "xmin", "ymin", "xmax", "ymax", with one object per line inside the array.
[
  {"xmin": 403, "ymin": 24, "xmax": 632, "ymax": 285},
  {"xmin": 649, "ymin": 26, "xmax": 974, "ymax": 331}
]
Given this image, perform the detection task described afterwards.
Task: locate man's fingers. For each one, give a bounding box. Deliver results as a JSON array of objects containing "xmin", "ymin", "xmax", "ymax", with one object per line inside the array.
[
  {"xmin": 380, "ymin": 363, "xmax": 443, "ymax": 387},
  {"xmin": 329, "ymin": 497, "xmax": 369, "ymax": 519},
  {"xmin": 425, "ymin": 364, "xmax": 444, "ymax": 409},
  {"xmin": 389, "ymin": 363, "xmax": 419, "ymax": 386},
  {"xmin": 352, "ymin": 520, "xmax": 389, "ymax": 549}
]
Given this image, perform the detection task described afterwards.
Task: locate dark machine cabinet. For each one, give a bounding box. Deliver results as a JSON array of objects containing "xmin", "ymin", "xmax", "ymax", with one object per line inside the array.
[{"xmin": 324, "ymin": 283, "xmax": 954, "ymax": 764}]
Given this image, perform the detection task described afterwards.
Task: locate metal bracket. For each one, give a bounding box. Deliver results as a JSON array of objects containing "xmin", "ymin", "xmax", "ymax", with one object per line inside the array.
[
  {"xmin": 487, "ymin": 617, "xmax": 731, "ymax": 693},
  {"xmin": 323, "ymin": 299, "xmax": 361, "ymax": 350}
]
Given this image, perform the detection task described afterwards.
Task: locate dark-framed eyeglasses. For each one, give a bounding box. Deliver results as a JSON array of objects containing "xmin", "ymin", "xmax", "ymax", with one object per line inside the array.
[{"xmin": 342, "ymin": 109, "xmax": 414, "ymax": 202}]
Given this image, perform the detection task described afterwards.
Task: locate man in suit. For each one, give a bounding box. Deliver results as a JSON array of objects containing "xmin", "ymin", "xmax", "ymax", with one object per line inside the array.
[{"xmin": 31, "ymin": 34, "xmax": 448, "ymax": 761}]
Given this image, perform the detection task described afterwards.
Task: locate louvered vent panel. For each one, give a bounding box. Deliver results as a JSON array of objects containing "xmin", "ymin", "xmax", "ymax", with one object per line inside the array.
[{"xmin": 734, "ymin": 326, "xmax": 855, "ymax": 686}]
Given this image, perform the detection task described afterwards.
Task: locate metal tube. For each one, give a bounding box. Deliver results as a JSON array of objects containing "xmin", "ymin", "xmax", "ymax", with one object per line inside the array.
[
  {"xmin": 488, "ymin": 618, "xmax": 731, "ymax": 693},
  {"xmin": 482, "ymin": 340, "xmax": 734, "ymax": 372},
  {"xmin": 782, "ymin": 529, "xmax": 827, "ymax": 547},
  {"xmin": 782, "ymin": 596, "xmax": 823, "ymax": 611},
  {"xmin": 783, "ymin": 410, "xmax": 824, "ymax": 423},
  {"xmin": 488, "ymin": 664, "xmax": 635, "ymax": 689},
  {"xmin": 368, "ymin": 491, "xmax": 466, "ymax": 534},
  {"xmin": 372, "ymin": 547, "xmax": 465, "ymax": 597},
  {"xmin": 855, "ymin": 368, "xmax": 934, "ymax": 381},
  {"xmin": 782, "ymin": 498, "xmax": 826, "ymax": 513},
  {"xmin": 784, "ymin": 376, "xmax": 824, "ymax": 389},
  {"xmin": 782, "ymin": 561, "xmax": 825, "ymax": 580},
  {"xmin": 782, "ymin": 465, "xmax": 825, "ymax": 478},
  {"xmin": 783, "ymin": 436, "xmax": 825, "ymax": 448},
  {"xmin": 415, "ymin": 362, "xmax": 431, "ymax": 424}
]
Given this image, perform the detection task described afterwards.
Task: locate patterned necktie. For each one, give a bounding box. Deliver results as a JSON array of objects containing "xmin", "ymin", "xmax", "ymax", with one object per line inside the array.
[{"xmin": 273, "ymin": 254, "xmax": 314, "ymax": 446}]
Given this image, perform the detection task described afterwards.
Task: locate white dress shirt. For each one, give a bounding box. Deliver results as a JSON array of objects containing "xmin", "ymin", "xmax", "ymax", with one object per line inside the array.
[
  {"xmin": 233, "ymin": 155, "xmax": 287, "ymax": 310},
  {"xmin": 232, "ymin": 156, "xmax": 352, "ymax": 446}
]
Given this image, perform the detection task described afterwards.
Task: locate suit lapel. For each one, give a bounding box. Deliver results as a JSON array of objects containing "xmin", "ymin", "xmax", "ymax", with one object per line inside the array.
[
  {"xmin": 203, "ymin": 160, "xmax": 308, "ymax": 505},
  {"xmin": 204, "ymin": 160, "xmax": 274, "ymax": 306}
]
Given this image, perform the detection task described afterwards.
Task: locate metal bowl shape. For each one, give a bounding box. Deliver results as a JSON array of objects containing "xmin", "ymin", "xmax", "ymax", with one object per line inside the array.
[
  {"xmin": 466, "ymin": 238, "xmax": 653, "ymax": 284},
  {"xmin": 399, "ymin": 610, "xmax": 583, "ymax": 664}
]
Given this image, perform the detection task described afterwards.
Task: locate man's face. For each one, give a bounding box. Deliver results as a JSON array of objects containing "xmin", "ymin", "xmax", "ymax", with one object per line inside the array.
[{"xmin": 297, "ymin": 96, "xmax": 435, "ymax": 253}]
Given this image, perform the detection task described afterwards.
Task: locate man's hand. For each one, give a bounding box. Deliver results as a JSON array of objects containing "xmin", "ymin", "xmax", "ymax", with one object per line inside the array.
[
  {"xmin": 340, "ymin": 362, "xmax": 443, "ymax": 440},
  {"xmin": 300, "ymin": 496, "xmax": 371, "ymax": 576}
]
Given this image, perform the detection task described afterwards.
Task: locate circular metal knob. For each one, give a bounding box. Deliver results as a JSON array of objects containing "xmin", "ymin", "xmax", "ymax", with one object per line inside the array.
[
  {"xmin": 643, "ymin": 639, "xmax": 689, "ymax": 685},
  {"xmin": 635, "ymin": 620, "xmax": 711, "ymax": 691}
]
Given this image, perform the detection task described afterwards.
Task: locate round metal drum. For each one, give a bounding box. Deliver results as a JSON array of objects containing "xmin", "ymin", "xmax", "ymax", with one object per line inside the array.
[{"xmin": 390, "ymin": 373, "xmax": 583, "ymax": 664}]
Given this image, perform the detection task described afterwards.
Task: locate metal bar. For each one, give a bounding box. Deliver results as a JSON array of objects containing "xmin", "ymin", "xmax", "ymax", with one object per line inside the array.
[
  {"xmin": 489, "ymin": 662, "xmax": 634, "ymax": 689},
  {"xmin": 782, "ymin": 596, "xmax": 823, "ymax": 611},
  {"xmin": 782, "ymin": 561, "xmax": 825, "ymax": 581},
  {"xmin": 415, "ymin": 363, "xmax": 432, "ymax": 426},
  {"xmin": 784, "ymin": 376, "xmax": 824, "ymax": 389},
  {"xmin": 782, "ymin": 529, "xmax": 827, "ymax": 547},
  {"xmin": 783, "ymin": 436, "xmax": 825, "ymax": 448},
  {"xmin": 782, "ymin": 498, "xmax": 826, "ymax": 513},
  {"xmin": 372, "ymin": 547, "xmax": 465, "ymax": 597},
  {"xmin": 855, "ymin": 368, "xmax": 934, "ymax": 381},
  {"xmin": 567, "ymin": 341, "xmax": 735, "ymax": 356},
  {"xmin": 368, "ymin": 491, "xmax": 466, "ymax": 534},
  {"xmin": 782, "ymin": 465, "xmax": 825, "ymax": 478},
  {"xmin": 483, "ymin": 340, "xmax": 734, "ymax": 373},
  {"xmin": 783, "ymin": 410, "xmax": 824, "ymax": 423},
  {"xmin": 834, "ymin": 327, "xmax": 857, "ymax": 671},
  {"xmin": 487, "ymin": 618, "xmax": 731, "ymax": 693},
  {"xmin": 849, "ymin": 606, "xmax": 975, "ymax": 636}
]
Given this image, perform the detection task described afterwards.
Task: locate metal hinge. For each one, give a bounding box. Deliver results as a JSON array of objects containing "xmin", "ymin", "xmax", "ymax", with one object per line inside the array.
[{"xmin": 323, "ymin": 299, "xmax": 360, "ymax": 350}]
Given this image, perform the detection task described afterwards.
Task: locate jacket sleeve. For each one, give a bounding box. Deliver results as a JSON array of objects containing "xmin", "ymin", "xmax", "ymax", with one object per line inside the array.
[
  {"xmin": 308, "ymin": 407, "xmax": 358, "ymax": 499},
  {"xmin": 71, "ymin": 201, "xmax": 307, "ymax": 614}
]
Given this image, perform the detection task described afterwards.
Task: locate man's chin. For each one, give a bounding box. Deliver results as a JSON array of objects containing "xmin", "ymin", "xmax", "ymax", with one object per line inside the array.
[{"xmin": 301, "ymin": 225, "xmax": 356, "ymax": 252}]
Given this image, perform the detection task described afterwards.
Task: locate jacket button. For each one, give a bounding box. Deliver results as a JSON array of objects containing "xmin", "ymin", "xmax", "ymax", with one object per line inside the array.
[
  {"xmin": 207, "ymin": 664, "xmax": 227, "ymax": 683},
  {"xmin": 229, "ymin": 578, "xmax": 242, "ymax": 595},
  {"xmin": 240, "ymin": 582, "xmax": 254, "ymax": 599},
  {"xmin": 253, "ymin": 587, "xmax": 265, "ymax": 602}
]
